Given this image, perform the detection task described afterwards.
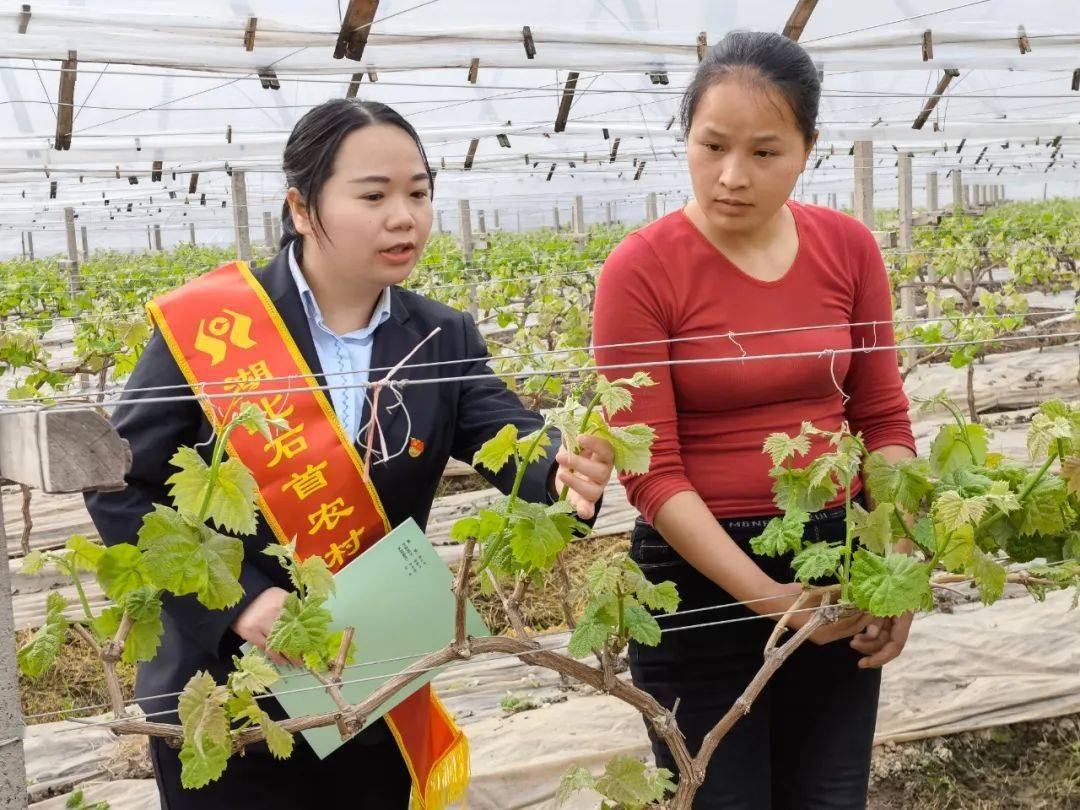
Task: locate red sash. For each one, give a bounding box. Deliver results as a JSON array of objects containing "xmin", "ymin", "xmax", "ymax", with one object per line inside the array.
[{"xmin": 148, "ymin": 261, "xmax": 468, "ymax": 808}]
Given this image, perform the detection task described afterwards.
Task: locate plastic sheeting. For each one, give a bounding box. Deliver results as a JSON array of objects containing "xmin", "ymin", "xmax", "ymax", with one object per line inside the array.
[{"xmin": 2, "ymin": 1, "xmax": 1080, "ymax": 255}]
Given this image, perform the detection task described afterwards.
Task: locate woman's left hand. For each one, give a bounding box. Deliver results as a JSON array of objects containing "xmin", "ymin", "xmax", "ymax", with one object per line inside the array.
[
  {"xmin": 850, "ymin": 611, "xmax": 913, "ymax": 668},
  {"xmin": 553, "ymin": 434, "xmax": 615, "ymax": 520}
]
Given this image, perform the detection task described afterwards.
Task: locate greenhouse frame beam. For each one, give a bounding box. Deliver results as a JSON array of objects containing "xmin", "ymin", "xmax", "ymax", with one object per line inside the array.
[
  {"xmin": 782, "ymin": 0, "xmax": 819, "ymax": 42},
  {"xmin": 54, "ymin": 50, "xmax": 76, "ymax": 151},
  {"xmin": 334, "ymin": 0, "xmax": 379, "ymax": 61},
  {"xmin": 912, "ymin": 68, "xmax": 960, "ymax": 130}
]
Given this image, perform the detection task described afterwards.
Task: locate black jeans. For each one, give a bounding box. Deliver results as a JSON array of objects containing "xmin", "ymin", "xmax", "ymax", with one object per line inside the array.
[{"xmin": 628, "ymin": 493, "xmax": 880, "ymax": 809}]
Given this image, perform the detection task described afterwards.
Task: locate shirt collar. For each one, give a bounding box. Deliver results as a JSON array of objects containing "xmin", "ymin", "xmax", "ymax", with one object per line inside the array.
[{"xmin": 287, "ymin": 242, "xmax": 392, "ymax": 340}]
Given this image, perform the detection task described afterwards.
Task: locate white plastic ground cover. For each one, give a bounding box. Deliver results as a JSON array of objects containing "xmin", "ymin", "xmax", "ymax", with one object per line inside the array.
[
  {"xmin": 2, "ymin": 1, "xmax": 1080, "ymax": 256},
  {"xmin": 24, "ymin": 589, "xmax": 1080, "ymax": 809}
]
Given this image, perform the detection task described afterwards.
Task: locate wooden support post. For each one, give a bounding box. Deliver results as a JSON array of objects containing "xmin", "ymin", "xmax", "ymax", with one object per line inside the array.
[
  {"xmin": 20, "ymin": 232, "xmax": 26, "ymax": 259},
  {"xmin": 436, "ymin": 210, "xmax": 444, "ymax": 234},
  {"xmin": 189, "ymin": 222, "xmax": 196, "ymax": 245},
  {"xmin": 852, "ymin": 140, "xmax": 875, "ymax": 228},
  {"xmin": 782, "ymin": 0, "xmax": 819, "ymax": 41},
  {"xmin": 477, "ymin": 210, "xmax": 487, "ymax": 234},
  {"xmin": 515, "ymin": 210, "xmax": 521, "ymax": 232},
  {"xmin": 963, "ymin": 184, "xmax": 971, "ymax": 208},
  {"xmin": 493, "ymin": 209, "xmax": 500, "ymax": 230},
  {"xmin": 912, "ymin": 69, "xmax": 959, "ymax": 130},
  {"xmin": 811, "ymin": 193, "xmax": 819, "ymax": 206},
  {"xmin": 951, "ymin": 169, "xmax": 963, "ymax": 213},
  {"xmin": 467, "ymin": 57, "xmax": 479, "ymax": 84},
  {"xmin": 828, "ymin": 192, "xmax": 837, "ymax": 209},
  {"xmin": 146, "ymin": 226, "xmax": 153, "ymax": 251},
  {"xmin": 458, "ymin": 200, "xmax": 477, "ymax": 319},
  {"xmin": 604, "ymin": 201, "xmax": 613, "ymax": 225},
  {"xmin": 554, "ymin": 71, "xmax": 579, "ymax": 133},
  {"xmin": 63, "ymin": 207, "xmax": 78, "ymax": 273},
  {"xmin": 153, "ymin": 224, "xmax": 163, "ymax": 252},
  {"xmin": 552, "ymin": 205, "xmax": 561, "ymax": 231},
  {"xmin": 1017, "ymin": 25, "xmax": 1031, "ymax": 55},
  {"xmin": 55, "ymin": 50, "xmax": 77, "ymax": 150},
  {"xmin": 231, "ymin": 169, "xmax": 252, "ymax": 263},
  {"xmin": 263, "ymin": 211, "xmax": 273, "ymax": 246},
  {"xmin": 926, "ymin": 171, "xmax": 939, "ymax": 211},
  {"xmin": 697, "ymin": 31, "xmax": 708, "ymax": 61},
  {"xmin": 645, "ymin": 192, "xmax": 658, "ymax": 222},
  {"xmin": 17, "ymin": 3, "xmax": 30, "ymax": 34},
  {"xmin": 25, "ymin": 232, "xmax": 34, "ymax": 260},
  {"xmin": 188, "ymin": 172, "xmax": 199, "ymax": 194},
  {"xmin": 151, "ymin": 160, "xmax": 163, "ymax": 182},
  {"xmin": 921, "ymin": 29, "xmax": 933, "ymax": 61},
  {"xmin": 522, "ymin": 25, "xmax": 536, "ymax": 59},
  {"xmin": 334, "ymin": 0, "xmax": 379, "ymax": 60},
  {"xmin": 572, "ymin": 195, "xmax": 585, "ymax": 235},
  {"xmin": 898, "ymin": 153, "xmax": 918, "ymax": 371},
  {"xmin": 346, "ymin": 73, "xmax": 363, "ymax": 99},
  {"xmin": 80, "ymin": 225, "xmax": 88, "ymax": 260}
]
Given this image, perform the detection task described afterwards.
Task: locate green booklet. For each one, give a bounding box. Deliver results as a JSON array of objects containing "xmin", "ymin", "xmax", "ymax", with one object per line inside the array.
[{"xmin": 244, "ymin": 517, "xmax": 490, "ymax": 759}]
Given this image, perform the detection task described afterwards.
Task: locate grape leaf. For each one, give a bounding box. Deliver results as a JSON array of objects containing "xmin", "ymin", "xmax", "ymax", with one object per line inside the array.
[
  {"xmin": 594, "ymin": 756, "xmax": 676, "ymax": 808},
  {"xmin": 966, "ymin": 548, "xmax": 1007, "ymax": 604},
  {"xmin": 96, "ymin": 542, "xmax": 151, "ymax": 601},
  {"xmin": 291, "ymin": 555, "xmax": 335, "ymax": 601},
  {"xmin": 516, "ymin": 428, "xmax": 553, "ymax": 465},
  {"xmin": 17, "ymin": 591, "xmax": 68, "ymax": 678},
  {"xmin": 850, "ymin": 551, "xmax": 932, "ymax": 617},
  {"xmin": 228, "ymin": 648, "xmax": 280, "ymax": 695},
  {"xmin": 166, "ymin": 447, "xmax": 258, "ymax": 535},
  {"xmin": 773, "ymin": 466, "xmax": 838, "ymax": 514},
  {"xmin": 556, "ymin": 765, "xmax": 598, "ymax": 808},
  {"xmin": 1060, "ymin": 457, "xmax": 1080, "ymax": 497},
  {"xmin": 265, "ymin": 594, "xmax": 331, "ymax": 659},
  {"xmin": 20, "ymin": 550, "xmax": 46, "ymax": 574},
  {"xmin": 137, "ymin": 504, "xmax": 244, "ymax": 610},
  {"xmin": 750, "ymin": 510, "xmax": 808, "ymax": 557},
  {"xmin": 763, "ymin": 432, "xmax": 811, "ymax": 468},
  {"xmin": 930, "ymin": 423, "xmax": 988, "ymax": 475},
  {"xmin": 934, "ymin": 491, "xmax": 989, "ymax": 532},
  {"xmin": 636, "ymin": 579, "xmax": 679, "ymax": 614},
  {"xmin": 1016, "ymin": 476, "xmax": 1067, "ymax": 537},
  {"xmin": 937, "ymin": 524, "xmax": 975, "ymax": 573},
  {"xmin": 849, "ymin": 502, "xmax": 895, "ymax": 554},
  {"xmin": 1027, "ymin": 412, "xmax": 1073, "ymax": 460},
  {"xmin": 567, "ymin": 616, "xmax": 610, "ymax": 659},
  {"xmin": 623, "ymin": 604, "xmax": 661, "ymax": 646},
  {"xmin": 473, "ymin": 424, "xmax": 518, "ymax": 473},
  {"xmin": 65, "ymin": 534, "xmax": 104, "ymax": 573},
  {"xmin": 509, "ymin": 511, "xmax": 566, "ymax": 570},
  {"xmin": 177, "ymin": 671, "xmax": 231, "ymax": 789},
  {"xmin": 791, "ymin": 542, "xmax": 843, "ymax": 583},
  {"xmin": 93, "ymin": 591, "xmax": 163, "ymax": 664},
  {"xmin": 863, "ymin": 454, "xmax": 934, "ymax": 513}
]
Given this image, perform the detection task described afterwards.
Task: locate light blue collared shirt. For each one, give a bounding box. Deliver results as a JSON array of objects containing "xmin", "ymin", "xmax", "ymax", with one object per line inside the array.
[{"xmin": 287, "ymin": 243, "xmax": 392, "ymax": 441}]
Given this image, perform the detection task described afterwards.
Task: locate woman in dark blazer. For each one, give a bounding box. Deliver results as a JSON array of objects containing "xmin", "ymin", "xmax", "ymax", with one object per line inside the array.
[{"xmin": 85, "ymin": 99, "xmax": 613, "ymax": 809}]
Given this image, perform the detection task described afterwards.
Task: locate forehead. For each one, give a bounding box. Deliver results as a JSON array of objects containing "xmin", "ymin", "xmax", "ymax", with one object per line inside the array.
[
  {"xmin": 333, "ymin": 123, "xmax": 428, "ymax": 175},
  {"xmin": 691, "ymin": 78, "xmax": 801, "ymax": 138}
]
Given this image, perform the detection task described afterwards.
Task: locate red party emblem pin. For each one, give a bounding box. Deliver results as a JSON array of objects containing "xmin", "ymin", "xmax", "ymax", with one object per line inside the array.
[{"xmin": 408, "ymin": 437, "xmax": 425, "ymax": 458}]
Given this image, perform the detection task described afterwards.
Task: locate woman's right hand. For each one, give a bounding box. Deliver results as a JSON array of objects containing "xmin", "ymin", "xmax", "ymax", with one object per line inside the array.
[
  {"xmin": 762, "ymin": 582, "xmax": 873, "ymax": 646},
  {"xmin": 230, "ymin": 586, "xmax": 302, "ymax": 666}
]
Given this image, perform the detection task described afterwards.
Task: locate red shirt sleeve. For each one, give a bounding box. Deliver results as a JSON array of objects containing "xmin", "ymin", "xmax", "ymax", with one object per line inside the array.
[
  {"xmin": 593, "ymin": 234, "xmax": 698, "ymax": 525},
  {"xmin": 842, "ymin": 220, "xmax": 917, "ymax": 454}
]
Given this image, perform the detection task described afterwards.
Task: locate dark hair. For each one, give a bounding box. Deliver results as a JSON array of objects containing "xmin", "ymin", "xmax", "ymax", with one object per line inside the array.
[
  {"xmin": 680, "ymin": 31, "xmax": 820, "ymax": 145},
  {"xmin": 280, "ymin": 98, "xmax": 434, "ymax": 261}
]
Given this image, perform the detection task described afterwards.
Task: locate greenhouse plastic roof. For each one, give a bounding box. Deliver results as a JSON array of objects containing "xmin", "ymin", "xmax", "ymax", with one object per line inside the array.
[{"xmin": 2, "ymin": 0, "xmax": 1079, "ymax": 255}]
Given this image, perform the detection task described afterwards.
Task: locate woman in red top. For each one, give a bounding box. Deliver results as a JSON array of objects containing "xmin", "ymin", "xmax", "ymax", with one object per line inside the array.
[{"xmin": 593, "ymin": 32, "xmax": 917, "ymax": 808}]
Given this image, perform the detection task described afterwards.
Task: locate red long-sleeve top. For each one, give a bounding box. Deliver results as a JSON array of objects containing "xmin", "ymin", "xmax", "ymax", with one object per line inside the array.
[{"xmin": 593, "ymin": 202, "xmax": 916, "ymax": 524}]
